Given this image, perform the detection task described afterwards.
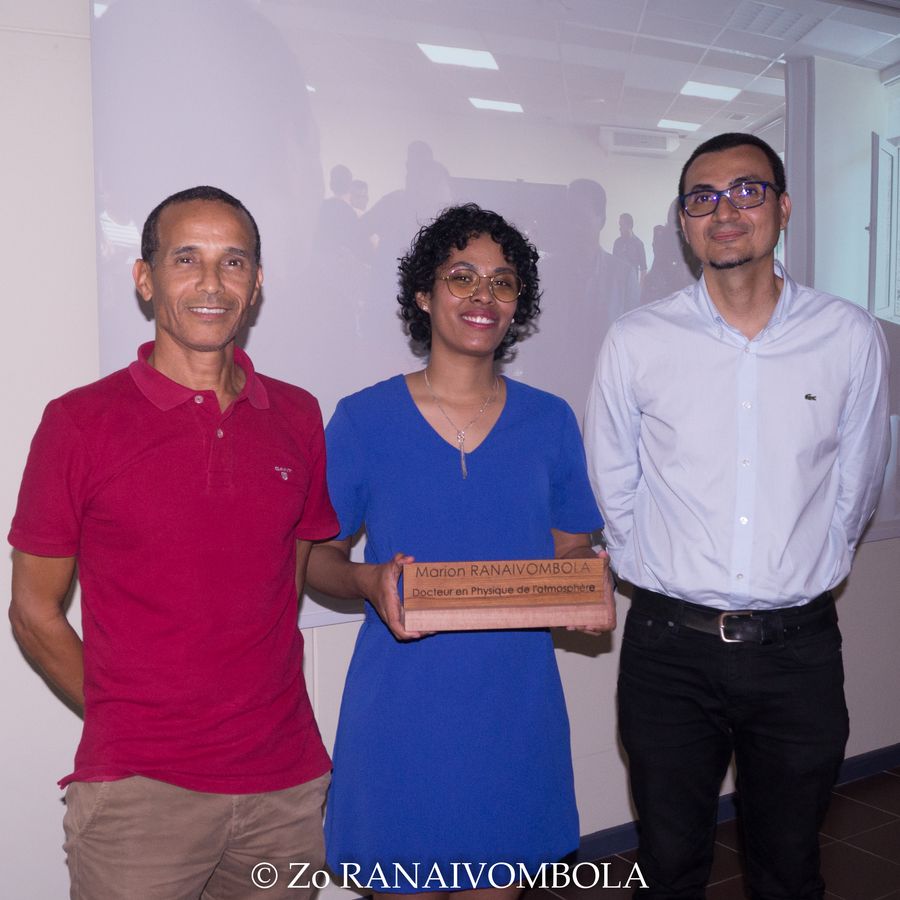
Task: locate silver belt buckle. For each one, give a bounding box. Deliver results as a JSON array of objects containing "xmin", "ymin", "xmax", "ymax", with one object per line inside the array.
[{"xmin": 718, "ymin": 610, "xmax": 754, "ymax": 642}]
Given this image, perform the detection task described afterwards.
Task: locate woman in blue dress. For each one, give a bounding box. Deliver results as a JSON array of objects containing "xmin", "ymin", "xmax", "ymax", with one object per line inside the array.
[{"xmin": 307, "ymin": 204, "xmax": 615, "ymax": 900}]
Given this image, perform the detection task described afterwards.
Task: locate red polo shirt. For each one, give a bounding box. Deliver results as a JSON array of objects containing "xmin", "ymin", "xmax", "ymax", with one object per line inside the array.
[{"xmin": 9, "ymin": 343, "xmax": 338, "ymax": 793}]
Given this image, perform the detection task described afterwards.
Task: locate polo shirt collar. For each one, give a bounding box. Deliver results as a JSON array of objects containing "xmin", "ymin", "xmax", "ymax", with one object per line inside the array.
[{"xmin": 128, "ymin": 342, "xmax": 270, "ymax": 411}]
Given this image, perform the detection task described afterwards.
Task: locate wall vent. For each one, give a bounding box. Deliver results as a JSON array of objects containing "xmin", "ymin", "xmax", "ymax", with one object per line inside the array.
[{"xmin": 606, "ymin": 129, "xmax": 680, "ymax": 157}]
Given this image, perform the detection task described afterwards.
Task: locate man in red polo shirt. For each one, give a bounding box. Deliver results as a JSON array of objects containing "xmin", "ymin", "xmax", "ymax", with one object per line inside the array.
[{"xmin": 8, "ymin": 186, "xmax": 339, "ymax": 899}]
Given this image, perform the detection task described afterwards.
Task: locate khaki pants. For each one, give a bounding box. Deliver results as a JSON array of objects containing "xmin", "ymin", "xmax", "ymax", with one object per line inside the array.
[{"xmin": 63, "ymin": 772, "xmax": 330, "ymax": 900}]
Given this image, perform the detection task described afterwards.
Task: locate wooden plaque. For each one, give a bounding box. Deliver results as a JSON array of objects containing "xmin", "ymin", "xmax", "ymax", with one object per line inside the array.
[{"xmin": 401, "ymin": 557, "xmax": 611, "ymax": 632}]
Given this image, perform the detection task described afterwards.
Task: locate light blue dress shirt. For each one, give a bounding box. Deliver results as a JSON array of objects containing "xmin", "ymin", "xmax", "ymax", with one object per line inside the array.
[{"xmin": 585, "ymin": 262, "xmax": 891, "ymax": 610}]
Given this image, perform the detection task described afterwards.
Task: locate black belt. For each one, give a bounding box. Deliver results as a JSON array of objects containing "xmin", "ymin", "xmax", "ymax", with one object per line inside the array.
[{"xmin": 631, "ymin": 587, "xmax": 837, "ymax": 645}]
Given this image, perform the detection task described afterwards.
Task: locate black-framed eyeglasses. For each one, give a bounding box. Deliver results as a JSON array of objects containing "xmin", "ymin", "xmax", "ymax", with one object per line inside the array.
[
  {"xmin": 680, "ymin": 181, "xmax": 780, "ymax": 218},
  {"xmin": 439, "ymin": 267, "xmax": 523, "ymax": 303}
]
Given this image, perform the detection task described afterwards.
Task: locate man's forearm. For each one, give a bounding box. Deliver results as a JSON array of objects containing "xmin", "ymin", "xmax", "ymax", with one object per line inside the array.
[
  {"xmin": 10, "ymin": 551, "xmax": 84, "ymax": 711},
  {"xmin": 307, "ymin": 539, "xmax": 382, "ymax": 601},
  {"xmin": 9, "ymin": 606, "xmax": 85, "ymax": 711}
]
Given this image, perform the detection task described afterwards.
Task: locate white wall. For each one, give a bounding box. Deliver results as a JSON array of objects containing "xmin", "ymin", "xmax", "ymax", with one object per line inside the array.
[
  {"xmin": 810, "ymin": 55, "xmax": 900, "ymax": 760},
  {"xmin": 1, "ymin": 1, "xmax": 97, "ymax": 895},
  {"xmin": 841, "ymin": 539, "xmax": 900, "ymax": 757},
  {"xmin": 4, "ymin": 8, "xmax": 900, "ymax": 900},
  {"xmin": 814, "ymin": 57, "xmax": 886, "ymax": 302}
]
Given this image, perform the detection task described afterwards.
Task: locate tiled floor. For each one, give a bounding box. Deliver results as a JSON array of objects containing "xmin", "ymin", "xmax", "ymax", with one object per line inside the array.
[{"xmin": 527, "ymin": 766, "xmax": 900, "ymax": 899}]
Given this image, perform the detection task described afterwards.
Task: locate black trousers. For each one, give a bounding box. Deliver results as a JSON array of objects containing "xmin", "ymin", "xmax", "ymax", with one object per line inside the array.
[{"xmin": 618, "ymin": 589, "xmax": 849, "ymax": 899}]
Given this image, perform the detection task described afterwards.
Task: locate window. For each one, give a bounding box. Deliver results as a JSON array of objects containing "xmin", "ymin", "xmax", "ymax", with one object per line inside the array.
[{"xmin": 869, "ymin": 132, "xmax": 900, "ymax": 324}]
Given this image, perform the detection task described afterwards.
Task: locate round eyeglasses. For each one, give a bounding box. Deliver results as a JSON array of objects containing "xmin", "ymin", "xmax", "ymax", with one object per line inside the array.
[
  {"xmin": 680, "ymin": 181, "xmax": 780, "ymax": 218},
  {"xmin": 439, "ymin": 267, "xmax": 522, "ymax": 303}
]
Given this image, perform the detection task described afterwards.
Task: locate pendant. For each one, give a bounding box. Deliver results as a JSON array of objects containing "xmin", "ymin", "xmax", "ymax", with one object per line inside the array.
[{"xmin": 457, "ymin": 432, "xmax": 468, "ymax": 479}]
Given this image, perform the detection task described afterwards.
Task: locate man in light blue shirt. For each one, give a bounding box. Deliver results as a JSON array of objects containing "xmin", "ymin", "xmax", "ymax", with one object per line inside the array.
[{"xmin": 586, "ymin": 133, "xmax": 890, "ymax": 899}]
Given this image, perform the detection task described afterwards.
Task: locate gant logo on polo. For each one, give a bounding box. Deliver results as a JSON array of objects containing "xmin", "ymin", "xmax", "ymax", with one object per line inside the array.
[{"xmin": 275, "ymin": 466, "xmax": 292, "ymax": 481}]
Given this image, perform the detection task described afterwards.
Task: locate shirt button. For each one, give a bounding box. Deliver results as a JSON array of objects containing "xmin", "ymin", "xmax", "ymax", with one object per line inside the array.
[
  {"xmin": 216, "ymin": 428, "xmax": 224, "ymax": 439},
  {"xmin": 739, "ymin": 516, "xmax": 749, "ymax": 525},
  {"xmin": 736, "ymin": 573, "xmax": 744, "ymax": 580},
  {"xmin": 742, "ymin": 400, "xmax": 752, "ymax": 409},
  {"xmin": 741, "ymin": 458, "xmax": 751, "ymax": 466},
  {"xmin": 744, "ymin": 345, "xmax": 751, "ymax": 353},
  {"xmin": 194, "ymin": 395, "xmax": 204, "ymax": 404}
]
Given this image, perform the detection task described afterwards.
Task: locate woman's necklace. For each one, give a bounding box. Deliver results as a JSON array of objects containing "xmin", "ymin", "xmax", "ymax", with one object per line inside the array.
[{"xmin": 423, "ymin": 368, "xmax": 499, "ymax": 479}]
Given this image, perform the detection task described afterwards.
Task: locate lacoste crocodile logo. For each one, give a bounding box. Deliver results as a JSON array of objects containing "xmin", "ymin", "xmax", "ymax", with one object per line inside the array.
[{"xmin": 804, "ymin": 393, "xmax": 816, "ymax": 401}]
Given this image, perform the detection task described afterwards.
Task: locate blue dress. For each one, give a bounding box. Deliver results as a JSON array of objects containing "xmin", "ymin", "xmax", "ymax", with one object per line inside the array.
[{"xmin": 323, "ymin": 375, "xmax": 603, "ymax": 891}]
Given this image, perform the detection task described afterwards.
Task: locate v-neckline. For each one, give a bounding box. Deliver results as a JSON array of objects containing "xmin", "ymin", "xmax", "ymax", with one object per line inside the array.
[{"xmin": 400, "ymin": 373, "xmax": 510, "ymax": 459}]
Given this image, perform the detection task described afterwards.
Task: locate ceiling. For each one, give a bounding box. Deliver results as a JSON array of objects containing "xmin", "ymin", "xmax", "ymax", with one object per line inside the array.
[{"xmin": 260, "ymin": 0, "xmax": 900, "ymax": 155}]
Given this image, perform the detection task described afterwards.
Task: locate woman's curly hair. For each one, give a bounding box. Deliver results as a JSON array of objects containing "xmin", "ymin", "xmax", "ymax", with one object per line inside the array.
[{"xmin": 397, "ymin": 203, "xmax": 542, "ymax": 361}]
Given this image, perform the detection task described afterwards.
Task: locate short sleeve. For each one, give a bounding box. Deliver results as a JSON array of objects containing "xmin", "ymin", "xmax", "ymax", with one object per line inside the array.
[
  {"xmin": 8, "ymin": 399, "xmax": 90, "ymax": 557},
  {"xmin": 295, "ymin": 401, "xmax": 340, "ymax": 541},
  {"xmin": 549, "ymin": 402, "xmax": 604, "ymax": 535},
  {"xmin": 324, "ymin": 399, "xmax": 369, "ymax": 540}
]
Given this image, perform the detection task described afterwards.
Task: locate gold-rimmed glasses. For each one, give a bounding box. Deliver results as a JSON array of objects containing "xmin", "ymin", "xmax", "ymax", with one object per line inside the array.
[{"xmin": 438, "ymin": 267, "xmax": 522, "ymax": 303}]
